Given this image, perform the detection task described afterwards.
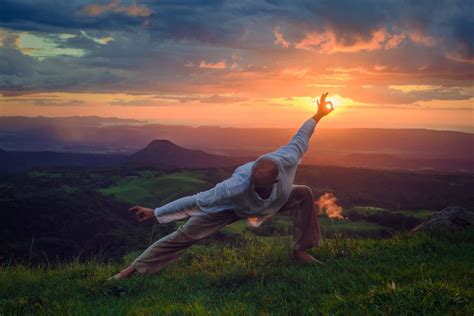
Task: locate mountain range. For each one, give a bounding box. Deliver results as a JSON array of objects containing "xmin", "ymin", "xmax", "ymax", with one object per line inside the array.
[
  {"xmin": 1, "ymin": 116, "xmax": 472, "ymax": 173},
  {"xmin": 1, "ymin": 139, "xmax": 246, "ymax": 174}
]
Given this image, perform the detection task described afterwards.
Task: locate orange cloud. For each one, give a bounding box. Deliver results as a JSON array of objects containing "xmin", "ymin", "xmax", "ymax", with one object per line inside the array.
[
  {"xmin": 407, "ymin": 31, "xmax": 436, "ymax": 47},
  {"xmin": 385, "ymin": 33, "xmax": 405, "ymax": 49},
  {"xmin": 280, "ymin": 67, "xmax": 310, "ymax": 78},
  {"xmin": 274, "ymin": 26, "xmax": 289, "ymax": 48},
  {"xmin": 81, "ymin": 0, "xmax": 151, "ymax": 17},
  {"xmin": 199, "ymin": 60, "xmax": 226, "ymax": 69},
  {"xmin": 374, "ymin": 64, "xmax": 387, "ymax": 71},
  {"xmin": 288, "ymin": 28, "xmax": 436, "ymax": 54},
  {"xmin": 295, "ymin": 28, "xmax": 387, "ymax": 53}
]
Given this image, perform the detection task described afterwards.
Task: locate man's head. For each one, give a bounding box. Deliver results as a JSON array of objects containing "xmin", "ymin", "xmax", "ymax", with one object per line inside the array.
[{"xmin": 250, "ymin": 158, "xmax": 279, "ymax": 189}]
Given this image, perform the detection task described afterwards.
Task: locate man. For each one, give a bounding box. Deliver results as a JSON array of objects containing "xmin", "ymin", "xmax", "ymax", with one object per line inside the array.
[{"xmin": 111, "ymin": 93, "xmax": 334, "ymax": 279}]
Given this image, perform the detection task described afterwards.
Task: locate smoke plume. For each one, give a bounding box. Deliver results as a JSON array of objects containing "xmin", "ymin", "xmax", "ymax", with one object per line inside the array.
[{"xmin": 316, "ymin": 192, "xmax": 344, "ymax": 219}]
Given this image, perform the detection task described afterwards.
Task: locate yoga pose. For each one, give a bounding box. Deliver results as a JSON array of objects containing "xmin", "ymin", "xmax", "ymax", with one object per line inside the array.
[{"xmin": 111, "ymin": 93, "xmax": 334, "ymax": 279}]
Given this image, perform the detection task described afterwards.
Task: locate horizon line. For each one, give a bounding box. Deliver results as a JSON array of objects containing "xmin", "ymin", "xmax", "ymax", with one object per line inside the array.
[{"xmin": 0, "ymin": 114, "xmax": 473, "ymax": 134}]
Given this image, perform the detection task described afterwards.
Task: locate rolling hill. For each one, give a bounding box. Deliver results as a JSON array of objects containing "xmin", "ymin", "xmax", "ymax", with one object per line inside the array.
[{"xmin": 124, "ymin": 139, "xmax": 246, "ymax": 169}]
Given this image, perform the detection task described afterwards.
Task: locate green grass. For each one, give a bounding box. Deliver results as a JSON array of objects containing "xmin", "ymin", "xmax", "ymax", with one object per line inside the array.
[
  {"xmin": 221, "ymin": 220, "xmax": 249, "ymax": 235},
  {"xmin": 2, "ymin": 231, "xmax": 473, "ymax": 315},
  {"xmin": 319, "ymin": 217, "xmax": 389, "ymax": 234},
  {"xmin": 348, "ymin": 206, "xmax": 388, "ymax": 216},
  {"xmin": 348, "ymin": 207, "xmax": 438, "ymax": 220},
  {"xmin": 98, "ymin": 171, "xmax": 208, "ymax": 205}
]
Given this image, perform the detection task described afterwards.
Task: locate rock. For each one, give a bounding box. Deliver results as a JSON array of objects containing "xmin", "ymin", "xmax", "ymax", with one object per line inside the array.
[{"xmin": 411, "ymin": 206, "xmax": 474, "ymax": 233}]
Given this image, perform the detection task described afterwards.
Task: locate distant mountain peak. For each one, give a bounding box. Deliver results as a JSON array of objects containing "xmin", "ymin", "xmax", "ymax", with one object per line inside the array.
[
  {"xmin": 147, "ymin": 139, "xmax": 181, "ymax": 148},
  {"xmin": 125, "ymin": 139, "xmax": 243, "ymax": 169}
]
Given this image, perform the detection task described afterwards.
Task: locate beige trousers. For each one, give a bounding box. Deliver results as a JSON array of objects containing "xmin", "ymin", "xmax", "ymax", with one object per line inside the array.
[{"xmin": 131, "ymin": 185, "xmax": 322, "ymax": 275}]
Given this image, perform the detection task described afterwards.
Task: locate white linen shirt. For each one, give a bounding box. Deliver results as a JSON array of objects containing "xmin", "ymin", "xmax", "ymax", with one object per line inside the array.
[{"xmin": 154, "ymin": 118, "xmax": 317, "ymax": 227}]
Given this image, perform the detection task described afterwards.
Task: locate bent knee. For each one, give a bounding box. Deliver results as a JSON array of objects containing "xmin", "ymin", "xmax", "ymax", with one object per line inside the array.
[
  {"xmin": 294, "ymin": 185, "xmax": 313, "ymax": 200},
  {"xmin": 177, "ymin": 224, "xmax": 212, "ymax": 243},
  {"xmin": 154, "ymin": 227, "xmax": 202, "ymax": 248}
]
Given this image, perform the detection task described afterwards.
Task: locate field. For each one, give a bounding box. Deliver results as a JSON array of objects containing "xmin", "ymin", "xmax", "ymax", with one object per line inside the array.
[
  {"xmin": 98, "ymin": 171, "xmax": 208, "ymax": 205},
  {"xmin": 1, "ymin": 231, "xmax": 473, "ymax": 315}
]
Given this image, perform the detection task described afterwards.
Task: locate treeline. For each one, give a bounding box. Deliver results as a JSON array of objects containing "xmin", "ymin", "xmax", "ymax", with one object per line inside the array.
[
  {"xmin": 297, "ymin": 165, "xmax": 474, "ymax": 210},
  {"xmin": 0, "ymin": 189, "xmax": 176, "ymax": 264}
]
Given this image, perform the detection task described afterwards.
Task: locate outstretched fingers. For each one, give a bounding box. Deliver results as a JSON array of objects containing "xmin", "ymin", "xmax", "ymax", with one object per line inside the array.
[
  {"xmin": 128, "ymin": 205, "xmax": 152, "ymax": 222},
  {"xmin": 319, "ymin": 92, "xmax": 328, "ymax": 104},
  {"xmin": 133, "ymin": 209, "xmax": 148, "ymax": 222},
  {"xmin": 128, "ymin": 206, "xmax": 140, "ymax": 212},
  {"xmin": 326, "ymin": 101, "xmax": 333, "ymax": 111}
]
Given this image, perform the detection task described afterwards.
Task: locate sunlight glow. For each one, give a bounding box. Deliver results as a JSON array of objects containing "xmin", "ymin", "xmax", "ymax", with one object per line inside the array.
[{"xmin": 312, "ymin": 94, "xmax": 343, "ymax": 109}]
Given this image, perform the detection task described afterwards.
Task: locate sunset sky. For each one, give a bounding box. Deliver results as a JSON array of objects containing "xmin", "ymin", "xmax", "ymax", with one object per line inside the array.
[{"xmin": 0, "ymin": 0, "xmax": 473, "ymax": 131}]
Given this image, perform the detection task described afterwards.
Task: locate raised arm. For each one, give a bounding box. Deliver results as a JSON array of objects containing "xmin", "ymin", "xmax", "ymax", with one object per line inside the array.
[{"xmin": 268, "ymin": 92, "xmax": 334, "ymax": 166}]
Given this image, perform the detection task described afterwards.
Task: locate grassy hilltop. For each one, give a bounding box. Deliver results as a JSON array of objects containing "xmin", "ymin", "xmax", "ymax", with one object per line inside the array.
[
  {"xmin": 1, "ymin": 166, "xmax": 473, "ymax": 314},
  {"xmin": 1, "ymin": 230, "xmax": 473, "ymax": 315}
]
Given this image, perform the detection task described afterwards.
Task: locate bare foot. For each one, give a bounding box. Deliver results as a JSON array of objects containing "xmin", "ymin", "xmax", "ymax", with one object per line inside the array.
[
  {"xmin": 292, "ymin": 250, "xmax": 325, "ymax": 265},
  {"xmin": 108, "ymin": 265, "xmax": 137, "ymax": 280}
]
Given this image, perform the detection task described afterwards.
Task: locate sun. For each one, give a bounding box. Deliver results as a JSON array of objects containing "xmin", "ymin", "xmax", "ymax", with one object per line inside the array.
[
  {"xmin": 328, "ymin": 94, "xmax": 342, "ymax": 108},
  {"xmin": 312, "ymin": 94, "xmax": 343, "ymax": 108}
]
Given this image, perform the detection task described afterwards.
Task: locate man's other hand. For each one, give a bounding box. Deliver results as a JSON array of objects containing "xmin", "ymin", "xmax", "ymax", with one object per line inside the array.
[
  {"xmin": 314, "ymin": 92, "xmax": 334, "ymax": 121},
  {"xmin": 129, "ymin": 206, "xmax": 155, "ymax": 222}
]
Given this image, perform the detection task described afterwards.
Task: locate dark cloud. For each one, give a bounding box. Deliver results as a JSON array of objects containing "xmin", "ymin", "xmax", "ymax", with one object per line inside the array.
[
  {"xmin": 0, "ymin": 48, "xmax": 37, "ymax": 76},
  {"xmin": 0, "ymin": 0, "xmax": 150, "ymax": 32},
  {"xmin": 0, "ymin": 0, "xmax": 472, "ymax": 99},
  {"xmin": 2, "ymin": 97, "xmax": 85, "ymax": 106},
  {"xmin": 1, "ymin": 0, "xmax": 471, "ymax": 47},
  {"xmin": 60, "ymin": 32, "xmax": 100, "ymax": 51},
  {"xmin": 451, "ymin": 15, "xmax": 474, "ymax": 59},
  {"xmin": 0, "ymin": 47, "xmax": 126, "ymax": 94},
  {"xmin": 339, "ymin": 85, "xmax": 472, "ymax": 105},
  {"xmin": 149, "ymin": 94, "xmax": 247, "ymax": 104},
  {"xmin": 346, "ymin": 104, "xmax": 473, "ymax": 111}
]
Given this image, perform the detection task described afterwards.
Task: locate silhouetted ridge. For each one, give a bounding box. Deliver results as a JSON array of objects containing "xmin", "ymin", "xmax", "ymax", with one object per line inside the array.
[
  {"xmin": 148, "ymin": 139, "xmax": 178, "ymax": 147},
  {"xmin": 125, "ymin": 139, "xmax": 243, "ymax": 169},
  {"xmin": 0, "ymin": 149, "xmax": 126, "ymax": 174}
]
